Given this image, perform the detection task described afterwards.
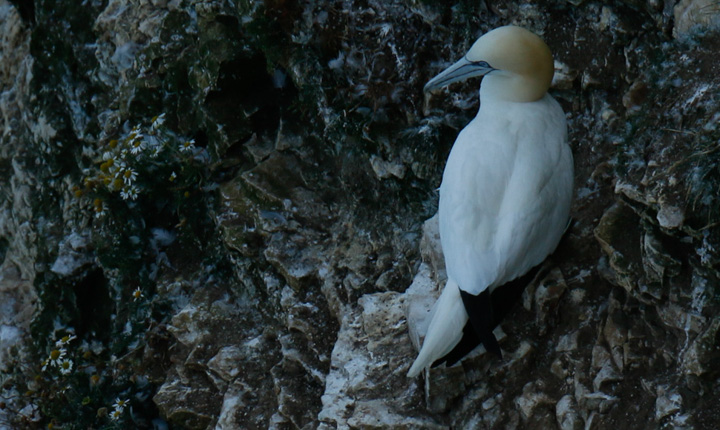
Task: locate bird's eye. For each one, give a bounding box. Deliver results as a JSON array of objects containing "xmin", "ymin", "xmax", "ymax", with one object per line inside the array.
[{"xmin": 463, "ymin": 56, "xmax": 493, "ymax": 69}]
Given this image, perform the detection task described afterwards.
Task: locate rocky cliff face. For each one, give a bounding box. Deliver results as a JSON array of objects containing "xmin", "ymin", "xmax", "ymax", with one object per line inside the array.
[{"xmin": 1, "ymin": 0, "xmax": 719, "ymax": 428}]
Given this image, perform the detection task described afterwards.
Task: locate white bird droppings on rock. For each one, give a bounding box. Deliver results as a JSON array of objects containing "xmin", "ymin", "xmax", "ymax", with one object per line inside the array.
[{"xmin": 656, "ymin": 203, "xmax": 684, "ymax": 229}]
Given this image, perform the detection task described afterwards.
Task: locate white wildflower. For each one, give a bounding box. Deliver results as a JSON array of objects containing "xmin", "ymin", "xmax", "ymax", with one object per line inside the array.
[
  {"xmin": 44, "ymin": 348, "xmax": 66, "ymax": 370},
  {"xmin": 151, "ymin": 113, "xmax": 166, "ymax": 129},
  {"xmin": 113, "ymin": 398, "xmax": 129, "ymax": 411},
  {"xmin": 59, "ymin": 359, "xmax": 73, "ymax": 375},
  {"xmin": 55, "ymin": 334, "xmax": 77, "ymax": 348},
  {"xmin": 179, "ymin": 139, "xmax": 195, "ymax": 152},
  {"xmin": 129, "ymin": 139, "xmax": 144, "ymax": 155},
  {"xmin": 94, "ymin": 200, "xmax": 107, "ymax": 219},
  {"xmin": 132, "ymin": 287, "xmax": 144, "ymax": 302},
  {"xmin": 114, "ymin": 158, "xmax": 127, "ymax": 172},
  {"xmin": 128, "ymin": 125, "xmax": 142, "ymax": 140},
  {"xmin": 121, "ymin": 168, "xmax": 138, "ymax": 185},
  {"xmin": 120, "ymin": 186, "xmax": 139, "ymax": 200},
  {"xmin": 110, "ymin": 408, "xmax": 123, "ymax": 421}
]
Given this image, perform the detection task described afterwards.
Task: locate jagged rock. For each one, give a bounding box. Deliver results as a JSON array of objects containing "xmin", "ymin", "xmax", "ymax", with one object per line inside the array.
[
  {"xmin": 157, "ymin": 284, "xmax": 286, "ymax": 429},
  {"xmin": 674, "ymin": 0, "xmax": 720, "ymax": 37},
  {"xmin": 49, "ymin": 232, "xmax": 93, "ymax": 276},
  {"xmin": 319, "ymin": 292, "xmax": 440, "ymax": 429},
  {"xmin": 272, "ymin": 353, "xmax": 323, "ymax": 429},
  {"xmin": 514, "ymin": 381, "xmax": 554, "ymax": 423},
  {"xmin": 583, "ymin": 391, "xmax": 619, "ymax": 414},
  {"xmin": 655, "ymin": 384, "xmax": 683, "ymax": 421},
  {"xmin": 528, "ymin": 267, "xmax": 568, "ymax": 335},
  {"xmin": 552, "ymin": 60, "xmax": 578, "ymax": 90},
  {"xmin": 265, "ymin": 234, "xmax": 320, "ymax": 291},
  {"xmin": 556, "ymin": 330, "xmax": 579, "ymax": 352},
  {"xmin": 656, "ymin": 301, "xmax": 706, "ymax": 335},
  {"xmin": 591, "ymin": 345, "xmax": 611, "ymax": 370},
  {"xmin": 555, "ymin": 394, "xmax": 582, "ymax": 430},
  {"xmin": 641, "ymin": 230, "xmax": 682, "ymax": 283},
  {"xmin": 370, "ymin": 154, "xmax": 407, "ymax": 180},
  {"xmin": 682, "ymin": 316, "xmax": 720, "ymax": 378},
  {"xmin": 602, "ymin": 308, "xmax": 628, "ymax": 371},
  {"xmin": 592, "ymin": 361, "xmax": 623, "ymax": 392},
  {"xmin": 346, "ymin": 400, "xmax": 446, "ymax": 429},
  {"xmin": 215, "ymin": 380, "xmax": 252, "ymax": 430},
  {"xmin": 656, "ymin": 203, "xmax": 685, "ymax": 229},
  {"xmin": 405, "ymin": 263, "xmax": 438, "ymax": 354},
  {"xmin": 153, "ymin": 378, "xmax": 219, "ymax": 430},
  {"xmin": 419, "ymin": 214, "xmax": 445, "ymax": 284},
  {"xmin": 622, "ymin": 80, "xmax": 649, "ymax": 113},
  {"xmin": 240, "ymin": 152, "xmax": 331, "ymax": 223},
  {"xmin": 206, "ymin": 345, "xmax": 243, "ymax": 391},
  {"xmin": 244, "ymin": 134, "xmax": 275, "ymax": 163},
  {"xmin": 0, "ymin": 260, "xmax": 35, "ymax": 372},
  {"xmin": 594, "ymin": 203, "xmax": 642, "ymax": 293}
]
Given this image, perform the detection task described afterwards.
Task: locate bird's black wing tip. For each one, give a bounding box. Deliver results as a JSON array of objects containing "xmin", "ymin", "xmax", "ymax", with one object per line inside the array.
[
  {"xmin": 431, "ymin": 322, "xmax": 481, "ymax": 368},
  {"xmin": 460, "ymin": 289, "xmax": 502, "ymax": 357}
]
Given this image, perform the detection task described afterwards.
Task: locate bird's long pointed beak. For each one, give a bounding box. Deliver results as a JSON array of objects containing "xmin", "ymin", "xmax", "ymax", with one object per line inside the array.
[{"xmin": 424, "ymin": 57, "xmax": 494, "ymax": 92}]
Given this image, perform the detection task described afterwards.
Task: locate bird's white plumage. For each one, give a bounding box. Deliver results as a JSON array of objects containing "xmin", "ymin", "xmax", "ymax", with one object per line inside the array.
[
  {"xmin": 440, "ymin": 94, "xmax": 572, "ymax": 295},
  {"xmin": 406, "ymin": 279, "xmax": 466, "ymax": 376},
  {"xmin": 407, "ymin": 26, "xmax": 573, "ymax": 378}
]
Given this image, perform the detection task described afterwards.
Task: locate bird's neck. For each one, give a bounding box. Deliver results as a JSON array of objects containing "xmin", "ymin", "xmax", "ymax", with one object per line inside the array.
[{"xmin": 480, "ymin": 72, "xmax": 549, "ymax": 103}]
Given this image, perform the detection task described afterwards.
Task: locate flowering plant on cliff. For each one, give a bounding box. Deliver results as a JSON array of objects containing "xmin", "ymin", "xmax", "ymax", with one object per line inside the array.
[{"xmin": 78, "ymin": 113, "xmax": 207, "ymax": 216}]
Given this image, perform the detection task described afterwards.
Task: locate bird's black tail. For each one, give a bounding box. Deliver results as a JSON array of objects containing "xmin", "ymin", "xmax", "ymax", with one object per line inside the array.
[{"xmin": 431, "ymin": 263, "xmax": 544, "ymax": 368}]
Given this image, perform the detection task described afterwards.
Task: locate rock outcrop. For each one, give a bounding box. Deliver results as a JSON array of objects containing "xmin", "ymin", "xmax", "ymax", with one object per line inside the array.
[{"xmin": 1, "ymin": 0, "xmax": 719, "ymax": 428}]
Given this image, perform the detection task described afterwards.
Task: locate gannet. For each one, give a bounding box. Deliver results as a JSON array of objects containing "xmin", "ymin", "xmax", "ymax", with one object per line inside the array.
[{"xmin": 408, "ymin": 26, "xmax": 573, "ymax": 378}]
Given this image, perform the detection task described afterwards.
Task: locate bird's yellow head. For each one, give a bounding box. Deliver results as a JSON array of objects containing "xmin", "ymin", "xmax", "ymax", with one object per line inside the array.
[{"xmin": 424, "ymin": 26, "xmax": 554, "ymax": 103}]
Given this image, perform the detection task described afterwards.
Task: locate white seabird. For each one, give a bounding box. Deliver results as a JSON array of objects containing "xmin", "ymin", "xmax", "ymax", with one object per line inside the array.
[{"xmin": 408, "ymin": 26, "xmax": 574, "ymax": 378}]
